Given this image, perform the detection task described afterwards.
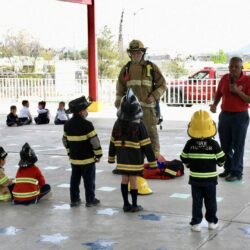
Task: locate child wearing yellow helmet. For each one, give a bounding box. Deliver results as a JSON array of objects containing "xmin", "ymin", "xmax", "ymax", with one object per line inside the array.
[{"xmin": 180, "ymin": 110, "xmax": 225, "ymax": 232}]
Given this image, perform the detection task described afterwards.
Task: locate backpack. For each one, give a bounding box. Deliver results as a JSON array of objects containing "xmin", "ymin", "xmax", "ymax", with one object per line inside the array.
[{"xmin": 123, "ymin": 60, "xmax": 163, "ymax": 129}]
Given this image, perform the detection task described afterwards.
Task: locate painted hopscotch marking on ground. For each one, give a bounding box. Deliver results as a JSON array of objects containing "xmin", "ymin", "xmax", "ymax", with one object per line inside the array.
[
  {"xmin": 96, "ymin": 170, "xmax": 104, "ymax": 174},
  {"xmin": 96, "ymin": 208, "xmax": 119, "ymax": 216},
  {"xmin": 97, "ymin": 187, "xmax": 116, "ymax": 192},
  {"xmin": 139, "ymin": 214, "xmax": 162, "ymax": 221},
  {"xmin": 44, "ymin": 166, "xmax": 60, "ymax": 170},
  {"xmin": 53, "ymin": 204, "xmax": 71, "ymax": 210},
  {"xmin": 0, "ymin": 226, "xmax": 24, "ymax": 235},
  {"xmin": 65, "ymin": 168, "xmax": 71, "ymax": 172},
  {"xmin": 170, "ymin": 193, "xmax": 190, "ymax": 199},
  {"xmin": 82, "ymin": 240, "xmax": 117, "ymax": 248},
  {"xmin": 57, "ymin": 184, "xmax": 70, "ymax": 188},
  {"xmin": 38, "ymin": 233, "xmax": 69, "ymax": 244}
]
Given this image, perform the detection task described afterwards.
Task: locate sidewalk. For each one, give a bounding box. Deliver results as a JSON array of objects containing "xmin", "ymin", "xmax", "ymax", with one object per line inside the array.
[{"xmin": 0, "ymin": 112, "xmax": 249, "ymax": 249}]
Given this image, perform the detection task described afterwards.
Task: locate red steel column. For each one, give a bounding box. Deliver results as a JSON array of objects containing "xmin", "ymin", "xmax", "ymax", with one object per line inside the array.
[{"xmin": 87, "ymin": 0, "xmax": 97, "ymax": 101}]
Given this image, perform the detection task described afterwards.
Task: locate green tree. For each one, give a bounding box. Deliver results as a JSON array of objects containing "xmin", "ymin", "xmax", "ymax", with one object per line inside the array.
[
  {"xmin": 211, "ymin": 49, "xmax": 228, "ymax": 64},
  {"xmin": 162, "ymin": 59, "xmax": 188, "ymax": 79},
  {"xmin": 97, "ymin": 26, "xmax": 119, "ymax": 79}
]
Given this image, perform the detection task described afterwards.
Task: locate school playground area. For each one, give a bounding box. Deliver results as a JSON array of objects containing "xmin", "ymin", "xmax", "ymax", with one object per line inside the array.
[{"xmin": 0, "ymin": 106, "xmax": 250, "ymax": 250}]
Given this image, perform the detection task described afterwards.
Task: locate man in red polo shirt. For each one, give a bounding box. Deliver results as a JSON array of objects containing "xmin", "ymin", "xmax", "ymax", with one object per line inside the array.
[{"xmin": 210, "ymin": 57, "xmax": 250, "ymax": 181}]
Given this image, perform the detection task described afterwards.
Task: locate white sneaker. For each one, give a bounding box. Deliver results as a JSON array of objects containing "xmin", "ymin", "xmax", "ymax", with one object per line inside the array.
[
  {"xmin": 208, "ymin": 222, "xmax": 219, "ymax": 230},
  {"xmin": 191, "ymin": 224, "xmax": 201, "ymax": 232}
]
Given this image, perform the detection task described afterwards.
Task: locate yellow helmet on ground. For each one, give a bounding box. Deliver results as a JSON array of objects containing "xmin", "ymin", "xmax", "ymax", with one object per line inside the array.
[
  {"xmin": 127, "ymin": 40, "xmax": 146, "ymax": 53},
  {"xmin": 188, "ymin": 110, "xmax": 216, "ymax": 139},
  {"xmin": 128, "ymin": 177, "xmax": 153, "ymax": 195}
]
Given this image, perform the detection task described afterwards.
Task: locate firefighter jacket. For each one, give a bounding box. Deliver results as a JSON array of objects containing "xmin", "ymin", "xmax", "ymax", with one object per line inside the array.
[
  {"xmin": 12, "ymin": 165, "xmax": 45, "ymax": 201},
  {"xmin": 108, "ymin": 119, "xmax": 157, "ymax": 173},
  {"xmin": 115, "ymin": 59, "xmax": 166, "ymax": 109},
  {"xmin": 180, "ymin": 138, "xmax": 225, "ymax": 186},
  {"xmin": 0, "ymin": 167, "xmax": 12, "ymax": 201},
  {"xmin": 63, "ymin": 114, "xmax": 102, "ymax": 166}
]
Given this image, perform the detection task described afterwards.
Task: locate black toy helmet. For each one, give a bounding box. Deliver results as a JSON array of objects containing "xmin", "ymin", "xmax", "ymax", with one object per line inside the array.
[
  {"xmin": 19, "ymin": 143, "xmax": 38, "ymax": 168},
  {"xmin": 0, "ymin": 147, "xmax": 8, "ymax": 160},
  {"xmin": 117, "ymin": 88, "xmax": 143, "ymax": 121},
  {"xmin": 66, "ymin": 96, "xmax": 90, "ymax": 114}
]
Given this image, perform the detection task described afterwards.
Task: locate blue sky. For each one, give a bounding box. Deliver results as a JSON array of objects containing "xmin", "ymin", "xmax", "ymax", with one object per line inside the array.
[{"xmin": 0, "ymin": 0, "xmax": 250, "ymax": 55}]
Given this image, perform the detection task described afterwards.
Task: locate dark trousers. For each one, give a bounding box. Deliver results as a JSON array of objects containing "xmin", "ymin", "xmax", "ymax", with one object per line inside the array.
[
  {"xmin": 54, "ymin": 119, "xmax": 67, "ymax": 125},
  {"xmin": 70, "ymin": 163, "xmax": 96, "ymax": 203},
  {"xmin": 14, "ymin": 184, "xmax": 51, "ymax": 205},
  {"xmin": 219, "ymin": 111, "xmax": 249, "ymax": 177},
  {"xmin": 190, "ymin": 185, "xmax": 218, "ymax": 225},
  {"xmin": 19, "ymin": 117, "xmax": 32, "ymax": 125}
]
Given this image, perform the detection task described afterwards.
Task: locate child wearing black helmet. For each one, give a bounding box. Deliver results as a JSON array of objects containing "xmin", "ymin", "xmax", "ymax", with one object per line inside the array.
[
  {"xmin": 12, "ymin": 143, "xmax": 51, "ymax": 205},
  {"xmin": 0, "ymin": 147, "xmax": 14, "ymax": 202},
  {"xmin": 108, "ymin": 88, "xmax": 157, "ymax": 212},
  {"xmin": 63, "ymin": 96, "xmax": 102, "ymax": 208},
  {"xmin": 180, "ymin": 110, "xmax": 225, "ymax": 232}
]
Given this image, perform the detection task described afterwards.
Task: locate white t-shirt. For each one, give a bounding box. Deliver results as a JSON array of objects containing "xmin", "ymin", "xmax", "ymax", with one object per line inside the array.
[
  {"xmin": 19, "ymin": 106, "xmax": 32, "ymax": 119},
  {"xmin": 55, "ymin": 109, "xmax": 68, "ymax": 121}
]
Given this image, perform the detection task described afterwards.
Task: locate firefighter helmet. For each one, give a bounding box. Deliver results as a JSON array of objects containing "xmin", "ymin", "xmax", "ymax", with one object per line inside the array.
[
  {"xmin": 19, "ymin": 143, "xmax": 38, "ymax": 168},
  {"xmin": 188, "ymin": 110, "xmax": 217, "ymax": 139},
  {"xmin": 127, "ymin": 39, "xmax": 146, "ymax": 53},
  {"xmin": 0, "ymin": 147, "xmax": 8, "ymax": 160},
  {"xmin": 66, "ymin": 96, "xmax": 90, "ymax": 114},
  {"xmin": 117, "ymin": 88, "xmax": 143, "ymax": 121},
  {"xmin": 128, "ymin": 177, "xmax": 153, "ymax": 195}
]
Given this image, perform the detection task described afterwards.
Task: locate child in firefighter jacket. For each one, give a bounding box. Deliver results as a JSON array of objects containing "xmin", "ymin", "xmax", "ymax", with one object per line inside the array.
[
  {"xmin": 13, "ymin": 143, "xmax": 51, "ymax": 205},
  {"xmin": 180, "ymin": 110, "xmax": 225, "ymax": 232},
  {"xmin": 0, "ymin": 147, "xmax": 14, "ymax": 202},
  {"xmin": 63, "ymin": 96, "xmax": 102, "ymax": 208},
  {"xmin": 108, "ymin": 88, "xmax": 157, "ymax": 212}
]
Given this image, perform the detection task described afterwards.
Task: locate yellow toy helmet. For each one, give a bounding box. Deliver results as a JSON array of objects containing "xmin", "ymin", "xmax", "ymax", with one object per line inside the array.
[
  {"xmin": 128, "ymin": 177, "xmax": 153, "ymax": 195},
  {"xmin": 127, "ymin": 40, "xmax": 146, "ymax": 53},
  {"xmin": 188, "ymin": 110, "xmax": 217, "ymax": 139}
]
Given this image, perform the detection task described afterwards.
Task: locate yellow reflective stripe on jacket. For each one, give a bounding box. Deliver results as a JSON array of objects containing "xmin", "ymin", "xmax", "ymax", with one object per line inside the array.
[
  {"xmin": 127, "ymin": 80, "xmax": 152, "ymax": 87},
  {"xmin": 93, "ymin": 149, "xmax": 102, "ymax": 155},
  {"xmin": 186, "ymin": 153, "xmax": 216, "ymax": 159},
  {"xmin": 149, "ymin": 161, "xmax": 157, "ymax": 168},
  {"xmin": 0, "ymin": 193, "xmax": 11, "ymax": 201},
  {"xmin": 140, "ymin": 102, "xmax": 156, "ymax": 108},
  {"xmin": 70, "ymin": 157, "xmax": 96, "ymax": 165},
  {"xmin": 140, "ymin": 138, "xmax": 151, "ymax": 146},
  {"xmin": 165, "ymin": 168, "xmax": 177, "ymax": 176},
  {"xmin": 108, "ymin": 156, "xmax": 115, "ymax": 162},
  {"xmin": 117, "ymin": 163, "xmax": 144, "ymax": 171},
  {"xmin": 190, "ymin": 171, "xmax": 217, "ymax": 178},
  {"xmin": 12, "ymin": 190, "xmax": 40, "ymax": 198},
  {"xmin": 216, "ymin": 151, "xmax": 225, "ymax": 158},
  {"xmin": 112, "ymin": 140, "xmax": 140, "ymax": 149},
  {"xmin": 66, "ymin": 130, "xmax": 97, "ymax": 141},
  {"xmin": 0, "ymin": 176, "xmax": 8, "ymax": 185},
  {"xmin": 14, "ymin": 178, "xmax": 38, "ymax": 185},
  {"xmin": 180, "ymin": 152, "xmax": 188, "ymax": 158}
]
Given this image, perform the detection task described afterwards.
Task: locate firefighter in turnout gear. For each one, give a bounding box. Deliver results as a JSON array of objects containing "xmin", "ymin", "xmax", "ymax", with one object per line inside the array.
[
  {"xmin": 180, "ymin": 110, "xmax": 225, "ymax": 232},
  {"xmin": 63, "ymin": 96, "xmax": 102, "ymax": 208},
  {"xmin": 115, "ymin": 40, "xmax": 167, "ymax": 158},
  {"xmin": 109, "ymin": 88, "xmax": 157, "ymax": 212}
]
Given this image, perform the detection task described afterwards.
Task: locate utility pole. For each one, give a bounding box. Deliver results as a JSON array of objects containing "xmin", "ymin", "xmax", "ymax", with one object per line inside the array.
[{"xmin": 118, "ymin": 9, "xmax": 124, "ymax": 57}]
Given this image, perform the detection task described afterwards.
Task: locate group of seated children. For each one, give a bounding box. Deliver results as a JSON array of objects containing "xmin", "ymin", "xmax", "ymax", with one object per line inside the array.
[
  {"xmin": 6, "ymin": 100, "xmax": 69, "ymax": 126},
  {"xmin": 0, "ymin": 144, "xmax": 51, "ymax": 205}
]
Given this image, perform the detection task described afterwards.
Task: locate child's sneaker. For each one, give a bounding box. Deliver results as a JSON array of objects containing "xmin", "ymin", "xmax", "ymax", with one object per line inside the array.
[
  {"xmin": 86, "ymin": 198, "xmax": 100, "ymax": 207},
  {"xmin": 191, "ymin": 224, "xmax": 201, "ymax": 232},
  {"xmin": 70, "ymin": 199, "xmax": 82, "ymax": 207},
  {"xmin": 208, "ymin": 222, "xmax": 219, "ymax": 230},
  {"xmin": 123, "ymin": 204, "xmax": 132, "ymax": 212},
  {"xmin": 130, "ymin": 205, "xmax": 143, "ymax": 212}
]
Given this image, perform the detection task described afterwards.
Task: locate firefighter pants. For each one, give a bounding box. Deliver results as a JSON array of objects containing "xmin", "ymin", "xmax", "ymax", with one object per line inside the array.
[
  {"xmin": 190, "ymin": 185, "xmax": 218, "ymax": 225},
  {"xmin": 142, "ymin": 107, "xmax": 160, "ymax": 158},
  {"xmin": 70, "ymin": 163, "xmax": 96, "ymax": 203},
  {"xmin": 218, "ymin": 110, "xmax": 249, "ymax": 177}
]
